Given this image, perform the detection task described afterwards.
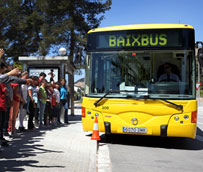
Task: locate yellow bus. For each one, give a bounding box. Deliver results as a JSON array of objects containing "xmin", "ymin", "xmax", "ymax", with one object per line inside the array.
[{"xmin": 82, "ymin": 24, "xmax": 197, "ymax": 139}]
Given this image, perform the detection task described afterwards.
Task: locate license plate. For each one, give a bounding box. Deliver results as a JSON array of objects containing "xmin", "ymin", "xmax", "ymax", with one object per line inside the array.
[{"xmin": 123, "ymin": 127, "xmax": 147, "ymax": 133}]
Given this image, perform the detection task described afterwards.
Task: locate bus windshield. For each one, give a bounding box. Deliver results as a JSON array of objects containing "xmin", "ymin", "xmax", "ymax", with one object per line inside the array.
[{"xmin": 87, "ymin": 50, "xmax": 195, "ymax": 99}]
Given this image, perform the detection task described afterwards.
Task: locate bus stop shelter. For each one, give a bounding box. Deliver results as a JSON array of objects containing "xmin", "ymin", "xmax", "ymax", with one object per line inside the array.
[{"xmin": 18, "ymin": 56, "xmax": 73, "ymax": 81}]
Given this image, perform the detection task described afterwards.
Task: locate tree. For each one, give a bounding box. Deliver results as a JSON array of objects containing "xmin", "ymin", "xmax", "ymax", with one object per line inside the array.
[
  {"xmin": 0, "ymin": 0, "xmax": 44, "ymax": 58},
  {"xmin": 39, "ymin": 0, "xmax": 112, "ymax": 115},
  {"xmin": 0, "ymin": 0, "xmax": 112, "ymax": 115}
]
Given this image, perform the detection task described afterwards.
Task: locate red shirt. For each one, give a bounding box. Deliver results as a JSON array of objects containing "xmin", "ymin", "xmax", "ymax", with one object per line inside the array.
[
  {"xmin": 10, "ymin": 83, "xmax": 20, "ymax": 102},
  {"xmin": 38, "ymin": 78, "xmax": 43, "ymax": 85},
  {"xmin": 51, "ymin": 95, "xmax": 56, "ymax": 106},
  {"xmin": 0, "ymin": 83, "xmax": 7, "ymax": 111}
]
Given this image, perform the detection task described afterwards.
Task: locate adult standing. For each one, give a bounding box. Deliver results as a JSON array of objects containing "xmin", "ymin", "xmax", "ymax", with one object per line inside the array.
[
  {"xmin": 59, "ymin": 78, "xmax": 69, "ymax": 124},
  {"xmin": 0, "ymin": 49, "xmax": 32, "ymax": 140},
  {"xmin": 0, "ymin": 58, "xmax": 9, "ymax": 147},
  {"xmin": 19, "ymin": 71, "xmax": 29, "ymax": 131},
  {"xmin": 8, "ymin": 82, "xmax": 21, "ymax": 135},
  {"xmin": 0, "ymin": 55, "xmax": 13, "ymax": 136},
  {"xmin": 0, "ymin": 81, "xmax": 9, "ymax": 147},
  {"xmin": 3, "ymin": 80, "xmax": 13, "ymax": 136}
]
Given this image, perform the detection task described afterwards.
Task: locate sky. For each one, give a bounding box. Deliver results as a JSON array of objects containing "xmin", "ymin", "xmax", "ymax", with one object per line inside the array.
[
  {"xmin": 74, "ymin": 0, "xmax": 203, "ymax": 82},
  {"xmin": 100, "ymin": 0, "xmax": 203, "ymax": 41}
]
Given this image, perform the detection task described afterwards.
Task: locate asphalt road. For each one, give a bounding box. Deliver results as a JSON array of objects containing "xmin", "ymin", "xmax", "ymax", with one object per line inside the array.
[{"xmin": 100, "ymin": 106, "xmax": 203, "ymax": 172}]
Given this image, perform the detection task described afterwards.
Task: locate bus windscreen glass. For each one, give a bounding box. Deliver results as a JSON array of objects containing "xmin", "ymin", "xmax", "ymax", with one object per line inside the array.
[{"xmin": 88, "ymin": 50, "xmax": 195, "ymax": 100}]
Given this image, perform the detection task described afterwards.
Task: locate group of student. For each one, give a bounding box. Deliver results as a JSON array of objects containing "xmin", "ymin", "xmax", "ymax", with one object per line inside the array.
[{"xmin": 0, "ymin": 48, "xmax": 69, "ymax": 151}]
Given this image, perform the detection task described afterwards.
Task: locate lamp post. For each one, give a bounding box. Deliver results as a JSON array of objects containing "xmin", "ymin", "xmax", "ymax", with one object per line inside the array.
[
  {"xmin": 58, "ymin": 47, "xmax": 67, "ymax": 79},
  {"xmin": 59, "ymin": 47, "xmax": 67, "ymax": 56},
  {"xmin": 58, "ymin": 47, "xmax": 75, "ymax": 116}
]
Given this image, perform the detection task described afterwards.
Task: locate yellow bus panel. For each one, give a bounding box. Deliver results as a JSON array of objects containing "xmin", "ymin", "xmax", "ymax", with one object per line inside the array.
[
  {"xmin": 82, "ymin": 97, "xmax": 197, "ymax": 139},
  {"xmin": 88, "ymin": 24, "xmax": 194, "ymax": 33}
]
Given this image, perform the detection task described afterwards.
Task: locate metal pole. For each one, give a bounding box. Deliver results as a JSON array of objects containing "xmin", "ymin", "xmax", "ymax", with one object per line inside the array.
[
  {"xmin": 61, "ymin": 63, "xmax": 65, "ymax": 78},
  {"xmin": 197, "ymin": 60, "xmax": 200, "ymax": 105},
  {"xmin": 23, "ymin": 63, "xmax": 27, "ymax": 72}
]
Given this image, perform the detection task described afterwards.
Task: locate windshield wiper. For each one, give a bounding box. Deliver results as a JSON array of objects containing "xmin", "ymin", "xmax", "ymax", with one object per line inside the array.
[
  {"xmin": 137, "ymin": 95, "xmax": 183, "ymax": 110},
  {"xmin": 94, "ymin": 89, "xmax": 135, "ymax": 107},
  {"xmin": 160, "ymin": 99, "xmax": 183, "ymax": 111},
  {"xmin": 94, "ymin": 90, "xmax": 183, "ymax": 111}
]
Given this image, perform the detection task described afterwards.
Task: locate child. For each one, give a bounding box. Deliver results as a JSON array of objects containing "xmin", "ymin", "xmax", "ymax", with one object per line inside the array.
[
  {"xmin": 44, "ymin": 83, "xmax": 53, "ymax": 126},
  {"xmin": 51, "ymin": 82, "xmax": 60, "ymax": 125},
  {"xmin": 28, "ymin": 76, "xmax": 38, "ymax": 130},
  {"xmin": 38, "ymin": 79, "xmax": 47, "ymax": 127}
]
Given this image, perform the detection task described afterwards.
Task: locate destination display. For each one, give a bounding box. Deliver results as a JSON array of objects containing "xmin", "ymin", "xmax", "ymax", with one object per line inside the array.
[
  {"xmin": 108, "ymin": 33, "xmax": 168, "ymax": 47},
  {"xmin": 87, "ymin": 29, "xmax": 194, "ymax": 51}
]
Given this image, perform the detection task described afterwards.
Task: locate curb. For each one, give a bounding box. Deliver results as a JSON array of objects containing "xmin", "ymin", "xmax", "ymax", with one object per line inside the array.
[
  {"xmin": 88, "ymin": 140, "xmax": 98, "ymax": 172},
  {"xmin": 97, "ymin": 142, "xmax": 112, "ymax": 172}
]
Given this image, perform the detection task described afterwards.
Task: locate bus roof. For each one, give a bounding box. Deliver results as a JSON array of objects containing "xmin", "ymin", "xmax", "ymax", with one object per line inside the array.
[{"xmin": 88, "ymin": 24, "xmax": 194, "ymax": 33}]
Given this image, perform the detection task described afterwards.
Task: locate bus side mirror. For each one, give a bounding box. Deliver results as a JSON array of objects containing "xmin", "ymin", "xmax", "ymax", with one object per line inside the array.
[{"xmin": 198, "ymin": 48, "xmax": 203, "ymax": 66}]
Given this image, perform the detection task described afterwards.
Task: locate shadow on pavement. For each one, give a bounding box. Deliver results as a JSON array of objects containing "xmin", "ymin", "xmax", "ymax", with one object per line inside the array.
[
  {"xmin": 99, "ymin": 127, "xmax": 203, "ymax": 151},
  {"xmin": 74, "ymin": 106, "xmax": 82, "ymax": 109},
  {"xmin": 0, "ymin": 126, "xmax": 65, "ymax": 172},
  {"xmin": 69, "ymin": 115, "xmax": 81, "ymax": 121},
  {"xmin": 0, "ymin": 106, "xmax": 82, "ymax": 172},
  {"xmin": 196, "ymin": 127, "xmax": 203, "ymax": 137}
]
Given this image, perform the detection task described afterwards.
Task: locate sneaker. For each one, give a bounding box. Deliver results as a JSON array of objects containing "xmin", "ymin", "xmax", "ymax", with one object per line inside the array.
[
  {"xmin": 28, "ymin": 127, "xmax": 35, "ymax": 131},
  {"xmin": 10, "ymin": 132, "xmax": 20, "ymax": 138},
  {"xmin": 1, "ymin": 141, "xmax": 9, "ymax": 147},
  {"xmin": 35, "ymin": 120, "xmax": 39, "ymax": 127},
  {"xmin": 2, "ymin": 138, "xmax": 9, "ymax": 142},
  {"xmin": 38, "ymin": 124, "xmax": 44, "ymax": 129},
  {"xmin": 18, "ymin": 127, "xmax": 26, "ymax": 132},
  {"xmin": 3, "ymin": 132, "xmax": 10, "ymax": 136}
]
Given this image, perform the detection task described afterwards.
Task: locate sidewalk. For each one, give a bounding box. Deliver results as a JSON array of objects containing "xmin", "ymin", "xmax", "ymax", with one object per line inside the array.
[
  {"xmin": 0, "ymin": 108, "xmax": 97, "ymax": 172},
  {"xmin": 198, "ymin": 99, "xmax": 203, "ymax": 107}
]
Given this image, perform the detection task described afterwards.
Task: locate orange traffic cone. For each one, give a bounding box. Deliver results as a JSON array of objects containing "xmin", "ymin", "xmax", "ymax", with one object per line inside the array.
[{"xmin": 91, "ymin": 116, "xmax": 101, "ymax": 141}]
